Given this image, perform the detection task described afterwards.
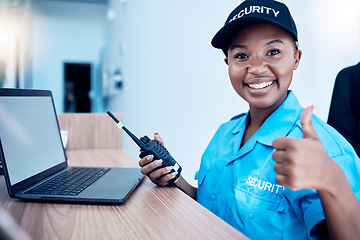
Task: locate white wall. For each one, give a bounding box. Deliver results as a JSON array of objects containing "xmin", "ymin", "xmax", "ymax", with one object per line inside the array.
[
  {"xmin": 30, "ymin": 0, "xmax": 107, "ymax": 112},
  {"xmin": 105, "ymin": 0, "xmax": 360, "ymax": 186},
  {"xmin": 287, "ymin": 0, "xmax": 360, "ymax": 119},
  {"xmin": 106, "ymin": 0, "xmax": 243, "ymax": 186}
]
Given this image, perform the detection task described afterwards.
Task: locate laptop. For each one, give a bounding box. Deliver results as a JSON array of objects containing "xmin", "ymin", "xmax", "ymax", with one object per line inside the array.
[{"xmin": 0, "ymin": 88, "xmax": 144, "ymax": 204}]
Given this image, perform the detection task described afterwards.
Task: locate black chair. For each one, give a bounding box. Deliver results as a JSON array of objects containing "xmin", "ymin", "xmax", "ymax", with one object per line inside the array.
[{"xmin": 328, "ymin": 62, "xmax": 360, "ymax": 157}]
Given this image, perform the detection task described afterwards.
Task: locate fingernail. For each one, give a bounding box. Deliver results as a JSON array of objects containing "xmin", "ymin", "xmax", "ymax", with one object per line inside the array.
[
  {"xmin": 310, "ymin": 105, "xmax": 314, "ymax": 112},
  {"xmin": 154, "ymin": 159, "xmax": 163, "ymax": 166},
  {"xmin": 171, "ymin": 171, "xmax": 178, "ymax": 177},
  {"xmin": 165, "ymin": 166, "xmax": 173, "ymax": 172},
  {"xmin": 146, "ymin": 155, "xmax": 154, "ymax": 161}
]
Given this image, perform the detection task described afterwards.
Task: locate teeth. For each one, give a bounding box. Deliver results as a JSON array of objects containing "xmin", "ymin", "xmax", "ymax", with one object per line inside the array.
[{"xmin": 248, "ymin": 81, "xmax": 274, "ymax": 89}]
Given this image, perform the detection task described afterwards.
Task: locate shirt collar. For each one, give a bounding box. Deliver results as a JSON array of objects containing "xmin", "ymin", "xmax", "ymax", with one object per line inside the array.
[
  {"xmin": 257, "ymin": 90, "xmax": 302, "ymax": 146},
  {"xmin": 232, "ymin": 90, "xmax": 302, "ymax": 147}
]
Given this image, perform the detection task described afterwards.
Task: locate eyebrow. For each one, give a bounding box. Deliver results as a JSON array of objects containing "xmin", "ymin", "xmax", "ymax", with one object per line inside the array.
[
  {"xmin": 229, "ymin": 44, "xmax": 247, "ymax": 51},
  {"xmin": 229, "ymin": 39, "xmax": 285, "ymax": 52},
  {"xmin": 266, "ymin": 39, "xmax": 285, "ymax": 46}
]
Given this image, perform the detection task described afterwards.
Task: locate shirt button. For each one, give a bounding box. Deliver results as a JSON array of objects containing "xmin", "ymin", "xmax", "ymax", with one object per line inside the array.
[
  {"xmin": 212, "ymin": 194, "xmax": 217, "ymax": 200},
  {"xmin": 249, "ymin": 213, "xmax": 254, "ymax": 219}
]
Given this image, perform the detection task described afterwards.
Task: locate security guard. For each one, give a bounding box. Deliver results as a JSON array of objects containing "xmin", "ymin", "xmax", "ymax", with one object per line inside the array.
[{"xmin": 139, "ymin": 1, "xmax": 360, "ymax": 239}]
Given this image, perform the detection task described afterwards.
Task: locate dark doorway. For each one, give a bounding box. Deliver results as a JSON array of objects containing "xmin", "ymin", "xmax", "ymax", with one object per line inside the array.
[{"xmin": 64, "ymin": 62, "xmax": 91, "ymax": 112}]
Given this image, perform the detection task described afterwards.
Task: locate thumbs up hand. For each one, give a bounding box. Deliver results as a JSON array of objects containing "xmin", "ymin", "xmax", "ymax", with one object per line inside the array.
[{"xmin": 272, "ymin": 106, "xmax": 338, "ymax": 191}]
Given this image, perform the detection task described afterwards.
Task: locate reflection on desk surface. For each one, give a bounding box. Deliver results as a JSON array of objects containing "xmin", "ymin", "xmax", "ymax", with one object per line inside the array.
[{"xmin": 0, "ymin": 205, "xmax": 31, "ymax": 240}]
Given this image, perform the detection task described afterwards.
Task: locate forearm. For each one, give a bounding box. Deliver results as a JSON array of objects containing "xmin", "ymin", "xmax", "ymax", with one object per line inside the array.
[
  {"xmin": 317, "ymin": 165, "xmax": 360, "ymax": 240},
  {"xmin": 173, "ymin": 175, "xmax": 198, "ymax": 200}
]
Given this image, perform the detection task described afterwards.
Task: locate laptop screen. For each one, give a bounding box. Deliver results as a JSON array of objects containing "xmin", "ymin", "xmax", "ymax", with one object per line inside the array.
[{"xmin": 0, "ymin": 95, "xmax": 66, "ymax": 185}]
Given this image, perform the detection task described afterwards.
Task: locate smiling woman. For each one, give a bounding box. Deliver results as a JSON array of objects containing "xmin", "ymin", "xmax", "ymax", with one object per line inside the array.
[
  {"xmin": 225, "ymin": 22, "xmax": 301, "ymax": 127},
  {"xmin": 136, "ymin": 0, "xmax": 360, "ymax": 239}
]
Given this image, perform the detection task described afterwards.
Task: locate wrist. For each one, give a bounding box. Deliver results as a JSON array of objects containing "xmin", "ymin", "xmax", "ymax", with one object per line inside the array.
[
  {"xmin": 171, "ymin": 174, "xmax": 183, "ymax": 188},
  {"xmin": 317, "ymin": 160, "xmax": 347, "ymax": 197},
  {"xmin": 169, "ymin": 175, "xmax": 187, "ymax": 192}
]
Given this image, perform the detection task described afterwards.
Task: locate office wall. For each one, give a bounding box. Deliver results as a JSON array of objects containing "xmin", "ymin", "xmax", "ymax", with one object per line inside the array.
[
  {"xmin": 30, "ymin": 0, "xmax": 107, "ymax": 112},
  {"xmin": 106, "ymin": 0, "xmax": 243, "ymax": 185},
  {"xmin": 105, "ymin": 0, "xmax": 360, "ymax": 186}
]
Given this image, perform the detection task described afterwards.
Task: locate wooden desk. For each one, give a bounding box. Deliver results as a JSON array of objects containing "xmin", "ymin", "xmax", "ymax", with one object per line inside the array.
[{"xmin": 0, "ymin": 149, "xmax": 247, "ymax": 240}]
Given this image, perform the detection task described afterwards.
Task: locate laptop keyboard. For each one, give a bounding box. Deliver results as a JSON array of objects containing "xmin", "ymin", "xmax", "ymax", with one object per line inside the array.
[{"xmin": 25, "ymin": 167, "xmax": 110, "ymax": 196}]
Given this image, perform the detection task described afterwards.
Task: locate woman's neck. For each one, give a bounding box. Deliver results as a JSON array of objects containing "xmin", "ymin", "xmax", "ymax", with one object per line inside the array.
[{"xmin": 241, "ymin": 93, "xmax": 288, "ymax": 147}]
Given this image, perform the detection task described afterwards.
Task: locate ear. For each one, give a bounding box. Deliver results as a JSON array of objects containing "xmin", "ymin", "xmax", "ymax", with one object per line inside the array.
[
  {"xmin": 224, "ymin": 57, "xmax": 228, "ymax": 65},
  {"xmin": 293, "ymin": 49, "xmax": 302, "ymax": 70}
]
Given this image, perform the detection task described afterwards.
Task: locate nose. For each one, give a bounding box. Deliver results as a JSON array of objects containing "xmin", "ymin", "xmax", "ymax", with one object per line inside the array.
[{"xmin": 247, "ymin": 56, "xmax": 267, "ymax": 75}]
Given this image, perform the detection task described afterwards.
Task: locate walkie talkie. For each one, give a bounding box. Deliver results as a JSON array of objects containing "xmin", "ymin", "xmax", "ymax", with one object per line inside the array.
[{"xmin": 107, "ymin": 111, "xmax": 182, "ymax": 182}]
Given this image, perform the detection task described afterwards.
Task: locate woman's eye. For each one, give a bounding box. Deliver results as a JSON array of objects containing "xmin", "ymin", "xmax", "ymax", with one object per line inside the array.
[
  {"xmin": 234, "ymin": 53, "xmax": 249, "ymax": 60},
  {"xmin": 267, "ymin": 49, "xmax": 281, "ymax": 56}
]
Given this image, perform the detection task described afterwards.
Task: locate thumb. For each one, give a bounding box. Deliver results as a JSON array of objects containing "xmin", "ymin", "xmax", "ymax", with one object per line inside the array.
[
  {"xmin": 301, "ymin": 105, "xmax": 318, "ymax": 139},
  {"xmin": 154, "ymin": 132, "xmax": 164, "ymax": 145}
]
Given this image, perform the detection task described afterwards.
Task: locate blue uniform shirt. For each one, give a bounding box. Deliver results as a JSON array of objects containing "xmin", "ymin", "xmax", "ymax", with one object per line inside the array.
[{"xmin": 197, "ymin": 91, "xmax": 360, "ymax": 239}]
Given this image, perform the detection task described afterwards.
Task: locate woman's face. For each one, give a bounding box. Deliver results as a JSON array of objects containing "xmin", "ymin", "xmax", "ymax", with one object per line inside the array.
[{"xmin": 225, "ymin": 22, "xmax": 301, "ymax": 111}]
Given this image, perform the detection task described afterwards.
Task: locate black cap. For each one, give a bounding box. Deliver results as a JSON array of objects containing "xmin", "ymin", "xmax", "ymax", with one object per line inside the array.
[{"xmin": 211, "ymin": 0, "xmax": 298, "ymax": 52}]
